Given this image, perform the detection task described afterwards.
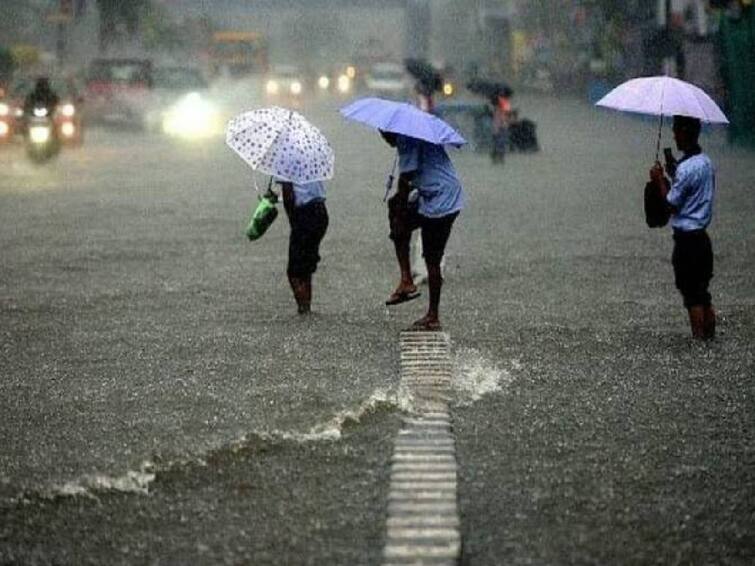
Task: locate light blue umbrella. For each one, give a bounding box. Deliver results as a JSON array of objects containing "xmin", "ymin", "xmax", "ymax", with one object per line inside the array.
[{"xmin": 339, "ymin": 97, "xmax": 467, "ymax": 147}]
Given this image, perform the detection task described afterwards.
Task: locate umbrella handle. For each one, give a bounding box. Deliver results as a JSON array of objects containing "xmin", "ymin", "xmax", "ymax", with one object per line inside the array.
[{"xmin": 655, "ymin": 114, "xmax": 664, "ymax": 163}]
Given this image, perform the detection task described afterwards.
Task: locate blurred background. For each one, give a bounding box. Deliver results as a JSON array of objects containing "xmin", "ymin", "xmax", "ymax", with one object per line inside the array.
[{"xmin": 1, "ymin": 0, "xmax": 753, "ymax": 147}]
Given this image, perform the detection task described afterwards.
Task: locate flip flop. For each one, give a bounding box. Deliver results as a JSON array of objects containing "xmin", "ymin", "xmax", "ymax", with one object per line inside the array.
[{"xmin": 385, "ymin": 290, "xmax": 421, "ymax": 306}]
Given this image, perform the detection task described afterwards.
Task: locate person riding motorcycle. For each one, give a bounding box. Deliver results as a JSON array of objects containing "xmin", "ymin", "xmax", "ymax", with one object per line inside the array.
[
  {"xmin": 22, "ymin": 77, "xmax": 62, "ymax": 162},
  {"xmin": 23, "ymin": 77, "xmax": 60, "ymax": 118}
]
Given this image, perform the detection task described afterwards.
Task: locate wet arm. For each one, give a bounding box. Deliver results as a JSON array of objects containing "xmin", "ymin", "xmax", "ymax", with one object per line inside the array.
[{"xmin": 281, "ymin": 182, "xmax": 295, "ymax": 218}]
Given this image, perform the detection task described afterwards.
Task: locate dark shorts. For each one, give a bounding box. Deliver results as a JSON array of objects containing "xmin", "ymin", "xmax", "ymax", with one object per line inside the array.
[
  {"xmin": 288, "ymin": 200, "xmax": 328, "ymax": 278},
  {"xmin": 388, "ymin": 196, "xmax": 458, "ymax": 265},
  {"xmin": 672, "ymin": 229, "xmax": 713, "ymax": 308}
]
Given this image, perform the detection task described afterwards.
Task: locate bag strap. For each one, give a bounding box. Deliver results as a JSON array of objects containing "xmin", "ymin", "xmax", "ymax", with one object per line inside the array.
[
  {"xmin": 253, "ymin": 176, "xmax": 261, "ymax": 195},
  {"xmin": 383, "ymin": 154, "xmax": 399, "ymax": 202}
]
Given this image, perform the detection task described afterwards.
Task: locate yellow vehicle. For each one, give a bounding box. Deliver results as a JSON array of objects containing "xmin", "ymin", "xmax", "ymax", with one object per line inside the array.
[{"xmin": 209, "ymin": 31, "xmax": 269, "ymax": 78}]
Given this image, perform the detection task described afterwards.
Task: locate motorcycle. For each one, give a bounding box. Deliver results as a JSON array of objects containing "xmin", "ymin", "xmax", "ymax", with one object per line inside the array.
[{"xmin": 25, "ymin": 105, "xmax": 61, "ymax": 163}]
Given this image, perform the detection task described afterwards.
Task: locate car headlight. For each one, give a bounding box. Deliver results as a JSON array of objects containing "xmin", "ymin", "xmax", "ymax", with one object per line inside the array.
[
  {"xmin": 266, "ymin": 80, "xmax": 279, "ymax": 95},
  {"xmin": 33, "ymin": 107, "xmax": 49, "ymax": 117},
  {"xmin": 337, "ymin": 75, "xmax": 351, "ymax": 93},
  {"xmin": 0, "ymin": 103, "xmax": 8, "ymax": 117},
  {"xmin": 318, "ymin": 76, "xmax": 330, "ymax": 90},
  {"xmin": 290, "ymin": 81, "xmax": 302, "ymax": 95},
  {"xmin": 60, "ymin": 121, "xmax": 76, "ymax": 138},
  {"xmin": 162, "ymin": 92, "xmax": 218, "ymax": 139},
  {"xmin": 443, "ymin": 82, "xmax": 454, "ymax": 96},
  {"xmin": 30, "ymin": 126, "xmax": 51, "ymax": 143},
  {"xmin": 0, "ymin": 121, "xmax": 9, "ymax": 136},
  {"xmin": 61, "ymin": 103, "xmax": 76, "ymax": 117}
]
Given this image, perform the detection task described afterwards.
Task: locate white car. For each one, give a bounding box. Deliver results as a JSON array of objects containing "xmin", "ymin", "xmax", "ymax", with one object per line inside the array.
[{"xmin": 363, "ymin": 63, "xmax": 411, "ymax": 100}]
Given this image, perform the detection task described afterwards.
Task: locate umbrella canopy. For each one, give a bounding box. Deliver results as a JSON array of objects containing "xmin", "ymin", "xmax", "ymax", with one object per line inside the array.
[
  {"xmin": 596, "ymin": 76, "xmax": 728, "ymax": 124},
  {"xmin": 339, "ymin": 97, "xmax": 467, "ymax": 147},
  {"xmin": 404, "ymin": 58, "xmax": 442, "ymax": 95},
  {"xmin": 226, "ymin": 107, "xmax": 335, "ymax": 184}
]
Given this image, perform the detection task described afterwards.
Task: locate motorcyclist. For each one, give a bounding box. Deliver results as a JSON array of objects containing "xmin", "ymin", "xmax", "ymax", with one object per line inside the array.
[{"xmin": 23, "ymin": 77, "xmax": 60, "ymax": 117}]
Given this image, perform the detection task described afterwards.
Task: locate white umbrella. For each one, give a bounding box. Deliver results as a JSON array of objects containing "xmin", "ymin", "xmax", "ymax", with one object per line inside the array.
[
  {"xmin": 596, "ymin": 76, "xmax": 728, "ymax": 123},
  {"xmin": 226, "ymin": 107, "xmax": 334, "ymax": 184},
  {"xmin": 596, "ymin": 76, "xmax": 728, "ymax": 158}
]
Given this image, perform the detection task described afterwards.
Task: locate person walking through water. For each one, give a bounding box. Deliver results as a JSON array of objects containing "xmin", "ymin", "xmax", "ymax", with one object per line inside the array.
[
  {"xmin": 490, "ymin": 88, "xmax": 512, "ymax": 164},
  {"xmin": 381, "ymin": 130, "xmax": 464, "ymax": 331},
  {"xmin": 276, "ymin": 179, "xmax": 329, "ymax": 315},
  {"xmin": 649, "ymin": 115, "xmax": 717, "ymax": 339}
]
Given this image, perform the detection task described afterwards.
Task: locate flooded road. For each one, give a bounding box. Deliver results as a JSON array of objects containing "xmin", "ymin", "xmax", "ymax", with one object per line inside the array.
[{"xmin": 1, "ymin": 93, "xmax": 753, "ymax": 564}]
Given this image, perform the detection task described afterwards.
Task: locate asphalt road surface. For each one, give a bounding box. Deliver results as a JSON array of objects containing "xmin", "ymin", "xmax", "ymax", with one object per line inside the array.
[{"xmin": 1, "ymin": 93, "xmax": 753, "ymax": 565}]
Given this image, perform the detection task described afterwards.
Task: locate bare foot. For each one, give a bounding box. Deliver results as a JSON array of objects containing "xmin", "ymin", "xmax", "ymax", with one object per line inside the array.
[{"xmin": 406, "ymin": 316, "xmax": 442, "ymax": 331}]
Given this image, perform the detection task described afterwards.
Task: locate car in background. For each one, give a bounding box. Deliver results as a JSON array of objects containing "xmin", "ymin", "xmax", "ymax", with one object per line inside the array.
[
  {"xmin": 145, "ymin": 66, "xmax": 220, "ymax": 139},
  {"xmin": 362, "ymin": 62, "xmax": 411, "ymax": 100},
  {"xmin": 313, "ymin": 64, "xmax": 356, "ymax": 98},
  {"xmin": 85, "ymin": 58, "xmax": 153, "ymax": 128},
  {"xmin": 264, "ymin": 64, "xmax": 306, "ymax": 106},
  {"xmin": 0, "ymin": 75, "xmax": 85, "ymax": 146}
]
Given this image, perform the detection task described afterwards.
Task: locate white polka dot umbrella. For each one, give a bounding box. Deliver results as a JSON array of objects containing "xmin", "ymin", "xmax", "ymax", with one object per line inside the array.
[{"xmin": 226, "ymin": 106, "xmax": 335, "ymax": 184}]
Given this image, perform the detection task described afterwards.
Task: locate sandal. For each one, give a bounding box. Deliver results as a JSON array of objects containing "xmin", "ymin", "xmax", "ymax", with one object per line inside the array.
[{"xmin": 385, "ymin": 289, "xmax": 421, "ymax": 306}]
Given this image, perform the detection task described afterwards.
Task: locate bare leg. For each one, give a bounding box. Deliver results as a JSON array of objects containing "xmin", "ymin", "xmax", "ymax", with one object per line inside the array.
[
  {"xmin": 392, "ymin": 232, "xmax": 416, "ymax": 296},
  {"xmin": 408, "ymin": 260, "xmax": 443, "ymax": 331},
  {"xmin": 425, "ymin": 261, "xmax": 442, "ymax": 323},
  {"xmin": 703, "ymin": 305, "xmax": 716, "ymax": 340},
  {"xmin": 288, "ymin": 275, "xmax": 312, "ymax": 314},
  {"xmin": 688, "ymin": 305, "xmax": 705, "ymax": 339}
]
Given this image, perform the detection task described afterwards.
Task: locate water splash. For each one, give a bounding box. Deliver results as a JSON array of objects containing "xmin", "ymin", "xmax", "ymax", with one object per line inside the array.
[
  {"xmin": 280, "ymin": 388, "xmax": 406, "ymax": 441},
  {"xmin": 452, "ymin": 348, "xmax": 516, "ymax": 406},
  {"xmin": 57, "ymin": 463, "xmax": 156, "ymax": 498},
  {"xmin": 10, "ymin": 388, "xmax": 405, "ymax": 503}
]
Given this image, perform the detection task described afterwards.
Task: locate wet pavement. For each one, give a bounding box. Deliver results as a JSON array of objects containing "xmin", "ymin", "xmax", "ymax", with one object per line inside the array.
[{"xmin": 1, "ymin": 93, "xmax": 753, "ymax": 564}]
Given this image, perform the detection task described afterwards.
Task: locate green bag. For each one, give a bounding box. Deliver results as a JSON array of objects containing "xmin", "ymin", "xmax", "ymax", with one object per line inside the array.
[{"xmin": 245, "ymin": 190, "xmax": 279, "ymax": 241}]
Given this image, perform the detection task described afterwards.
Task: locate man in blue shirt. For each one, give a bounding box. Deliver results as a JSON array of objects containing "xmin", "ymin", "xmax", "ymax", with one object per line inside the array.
[
  {"xmin": 277, "ymin": 179, "xmax": 329, "ymax": 314},
  {"xmin": 650, "ymin": 115, "xmax": 716, "ymax": 339},
  {"xmin": 381, "ymin": 131, "xmax": 464, "ymax": 331}
]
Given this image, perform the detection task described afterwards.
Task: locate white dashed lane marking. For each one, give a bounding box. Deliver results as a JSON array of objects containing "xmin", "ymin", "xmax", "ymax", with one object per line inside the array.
[{"xmin": 382, "ymin": 331, "xmax": 461, "ymax": 566}]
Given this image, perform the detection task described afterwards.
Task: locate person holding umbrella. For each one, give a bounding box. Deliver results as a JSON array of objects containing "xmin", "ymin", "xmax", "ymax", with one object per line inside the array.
[
  {"xmin": 380, "ymin": 130, "xmax": 464, "ymax": 331},
  {"xmin": 276, "ymin": 178, "xmax": 329, "ymax": 315},
  {"xmin": 650, "ymin": 115, "xmax": 716, "ymax": 339},
  {"xmin": 341, "ymin": 97, "xmax": 466, "ymax": 331},
  {"xmin": 596, "ymin": 76, "xmax": 727, "ymax": 340},
  {"xmin": 226, "ymin": 107, "xmax": 334, "ymax": 315}
]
